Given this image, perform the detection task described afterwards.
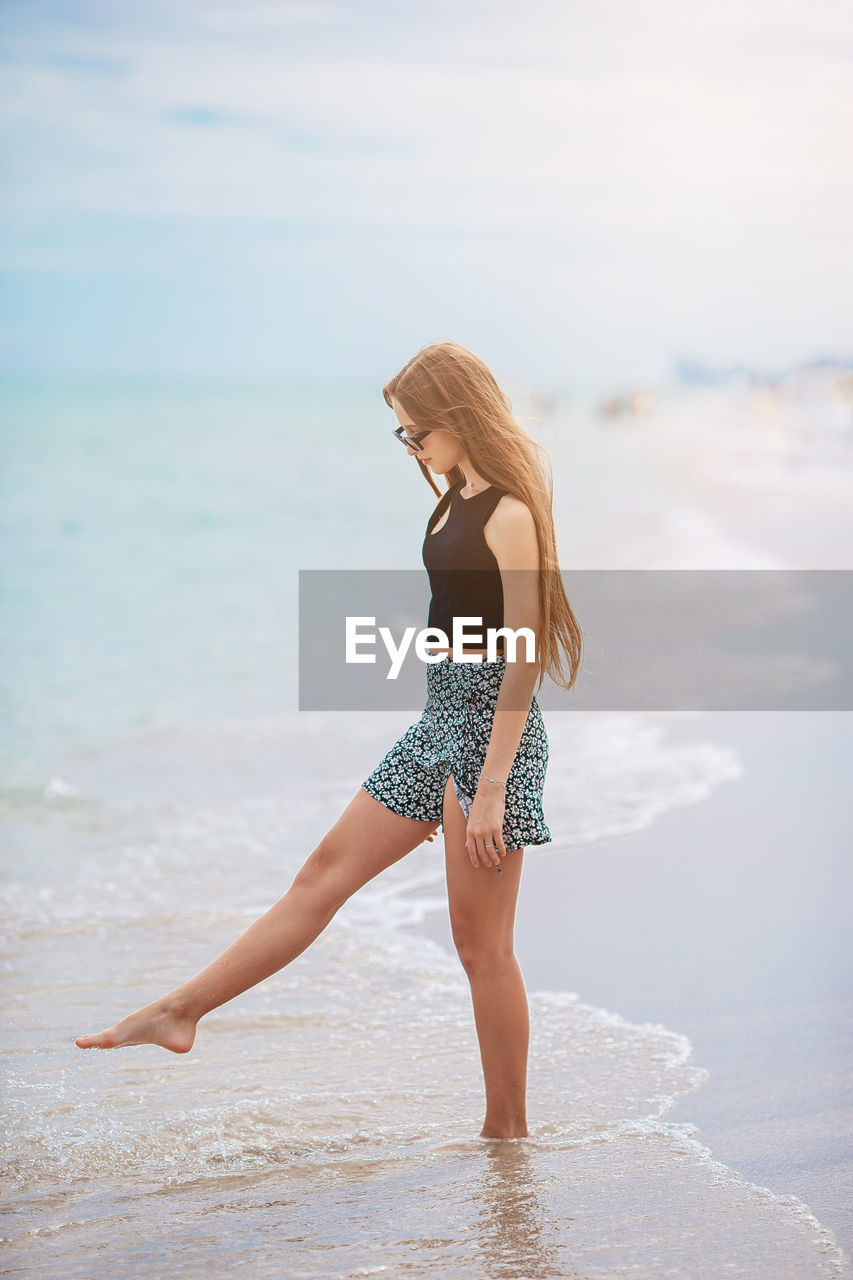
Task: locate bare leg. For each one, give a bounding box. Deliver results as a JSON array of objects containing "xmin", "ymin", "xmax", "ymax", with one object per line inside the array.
[
  {"xmin": 443, "ymin": 773, "xmax": 529, "ymax": 1139},
  {"xmin": 75, "ymin": 789, "xmax": 440, "ymax": 1052}
]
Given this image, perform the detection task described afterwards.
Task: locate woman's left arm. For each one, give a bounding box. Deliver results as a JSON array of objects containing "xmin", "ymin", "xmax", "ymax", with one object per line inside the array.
[{"xmin": 464, "ymin": 498, "xmax": 542, "ymax": 868}]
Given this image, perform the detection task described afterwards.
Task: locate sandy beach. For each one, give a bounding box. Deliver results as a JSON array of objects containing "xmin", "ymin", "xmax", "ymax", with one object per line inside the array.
[
  {"xmin": 2, "ymin": 376, "xmax": 851, "ymax": 1278},
  {"xmin": 3, "ymin": 0, "xmax": 852, "ymax": 1268},
  {"xmin": 407, "ymin": 708, "xmax": 853, "ymax": 1257}
]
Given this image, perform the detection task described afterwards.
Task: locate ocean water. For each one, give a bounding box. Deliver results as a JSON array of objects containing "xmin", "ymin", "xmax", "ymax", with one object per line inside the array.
[{"xmin": 2, "ymin": 376, "xmax": 851, "ymax": 1278}]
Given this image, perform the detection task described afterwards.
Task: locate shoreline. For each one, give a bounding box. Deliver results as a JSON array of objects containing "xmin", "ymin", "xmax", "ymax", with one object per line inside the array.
[{"xmin": 402, "ymin": 708, "xmax": 853, "ymax": 1263}]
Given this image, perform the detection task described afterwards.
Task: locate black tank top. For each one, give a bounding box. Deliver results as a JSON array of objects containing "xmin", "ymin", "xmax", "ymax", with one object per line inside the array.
[{"xmin": 422, "ymin": 480, "xmax": 507, "ymax": 646}]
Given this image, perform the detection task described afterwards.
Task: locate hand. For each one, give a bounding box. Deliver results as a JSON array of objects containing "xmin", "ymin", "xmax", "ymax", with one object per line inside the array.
[
  {"xmin": 465, "ymin": 789, "xmax": 507, "ymax": 869},
  {"xmin": 423, "ymin": 823, "xmax": 441, "ymax": 844}
]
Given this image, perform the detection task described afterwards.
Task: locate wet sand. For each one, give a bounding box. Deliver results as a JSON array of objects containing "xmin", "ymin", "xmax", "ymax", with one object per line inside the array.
[{"xmin": 406, "ymin": 709, "xmax": 853, "ymax": 1261}]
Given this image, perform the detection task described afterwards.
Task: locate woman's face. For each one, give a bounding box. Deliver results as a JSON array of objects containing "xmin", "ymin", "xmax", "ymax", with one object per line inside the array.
[{"xmin": 389, "ymin": 396, "xmax": 465, "ymax": 477}]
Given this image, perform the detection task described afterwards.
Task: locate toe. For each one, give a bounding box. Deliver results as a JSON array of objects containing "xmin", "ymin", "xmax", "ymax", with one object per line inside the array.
[{"xmin": 75, "ymin": 1032, "xmax": 113, "ymax": 1049}]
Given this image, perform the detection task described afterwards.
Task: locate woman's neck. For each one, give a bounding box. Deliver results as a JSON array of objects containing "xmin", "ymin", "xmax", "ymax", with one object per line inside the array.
[{"xmin": 459, "ymin": 468, "xmax": 490, "ymax": 496}]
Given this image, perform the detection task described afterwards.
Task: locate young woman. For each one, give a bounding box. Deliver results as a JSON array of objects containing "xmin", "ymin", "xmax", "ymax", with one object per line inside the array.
[{"xmin": 76, "ymin": 341, "xmax": 583, "ymax": 1141}]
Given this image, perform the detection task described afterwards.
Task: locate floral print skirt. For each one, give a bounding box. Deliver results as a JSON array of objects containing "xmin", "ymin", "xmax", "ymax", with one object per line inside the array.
[{"xmin": 361, "ymin": 656, "xmax": 552, "ymax": 851}]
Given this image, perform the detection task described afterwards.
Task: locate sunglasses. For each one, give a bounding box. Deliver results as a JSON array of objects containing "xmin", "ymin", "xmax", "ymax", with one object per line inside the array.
[{"xmin": 392, "ymin": 424, "xmax": 432, "ymax": 453}]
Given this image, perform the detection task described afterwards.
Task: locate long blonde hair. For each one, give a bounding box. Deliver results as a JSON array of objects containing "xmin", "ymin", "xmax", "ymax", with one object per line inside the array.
[{"xmin": 384, "ymin": 340, "xmax": 584, "ymax": 694}]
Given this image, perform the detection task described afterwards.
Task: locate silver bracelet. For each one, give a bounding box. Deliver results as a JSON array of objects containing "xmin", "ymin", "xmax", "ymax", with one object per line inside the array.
[{"xmin": 482, "ymin": 774, "xmax": 506, "ymax": 788}]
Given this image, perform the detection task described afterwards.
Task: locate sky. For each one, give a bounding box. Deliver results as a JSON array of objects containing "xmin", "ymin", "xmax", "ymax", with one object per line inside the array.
[{"xmin": 1, "ymin": 0, "xmax": 851, "ymax": 390}]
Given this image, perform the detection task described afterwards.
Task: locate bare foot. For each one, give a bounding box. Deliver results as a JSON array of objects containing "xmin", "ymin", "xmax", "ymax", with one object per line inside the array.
[{"xmin": 75, "ymin": 998, "xmax": 197, "ymax": 1053}]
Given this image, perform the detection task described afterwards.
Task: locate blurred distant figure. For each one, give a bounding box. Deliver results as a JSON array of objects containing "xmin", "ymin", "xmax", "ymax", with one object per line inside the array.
[{"xmin": 597, "ymin": 389, "xmax": 656, "ymax": 421}]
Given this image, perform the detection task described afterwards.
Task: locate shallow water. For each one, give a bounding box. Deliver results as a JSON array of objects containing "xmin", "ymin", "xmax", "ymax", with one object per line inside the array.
[
  {"xmin": 2, "ymin": 378, "xmax": 851, "ymax": 1276},
  {"xmin": 1, "ymin": 709, "xmax": 848, "ymax": 1279}
]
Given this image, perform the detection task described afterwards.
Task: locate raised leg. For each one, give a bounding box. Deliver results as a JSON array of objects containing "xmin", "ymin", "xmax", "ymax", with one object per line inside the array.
[
  {"xmin": 75, "ymin": 788, "xmax": 440, "ymax": 1052},
  {"xmin": 442, "ymin": 773, "xmax": 529, "ymax": 1139}
]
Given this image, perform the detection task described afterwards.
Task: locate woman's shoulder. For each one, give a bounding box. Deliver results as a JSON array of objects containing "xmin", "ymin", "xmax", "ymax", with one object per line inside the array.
[
  {"xmin": 490, "ymin": 490, "xmax": 535, "ymax": 527},
  {"xmin": 484, "ymin": 491, "xmax": 539, "ymax": 564}
]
